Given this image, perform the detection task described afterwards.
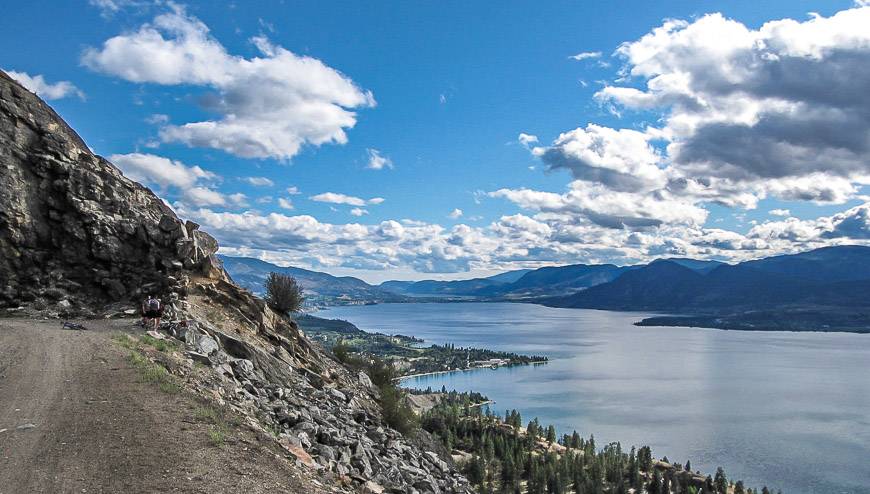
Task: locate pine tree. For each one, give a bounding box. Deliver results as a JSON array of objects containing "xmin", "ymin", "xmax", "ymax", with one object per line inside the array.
[
  {"xmin": 467, "ymin": 455, "xmax": 485, "ymax": 486},
  {"xmin": 650, "ymin": 469, "xmax": 663, "ymax": 494},
  {"xmin": 714, "ymin": 467, "xmax": 728, "ymax": 494},
  {"xmin": 546, "ymin": 425, "xmax": 557, "ymax": 443}
]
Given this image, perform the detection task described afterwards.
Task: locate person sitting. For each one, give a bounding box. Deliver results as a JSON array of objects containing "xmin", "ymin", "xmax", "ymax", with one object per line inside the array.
[{"xmin": 141, "ymin": 295, "xmax": 163, "ymax": 330}]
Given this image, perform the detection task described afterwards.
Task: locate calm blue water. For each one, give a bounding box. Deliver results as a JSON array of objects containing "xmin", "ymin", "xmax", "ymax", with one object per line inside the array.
[{"xmin": 319, "ymin": 302, "xmax": 870, "ymax": 494}]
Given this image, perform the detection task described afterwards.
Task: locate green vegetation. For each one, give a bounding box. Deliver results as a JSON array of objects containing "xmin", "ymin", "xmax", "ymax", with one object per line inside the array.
[
  {"xmin": 207, "ymin": 426, "xmax": 226, "ymax": 446},
  {"xmin": 193, "ymin": 405, "xmax": 223, "ymax": 423},
  {"xmin": 111, "ymin": 332, "xmax": 136, "ymax": 349},
  {"xmin": 265, "ymin": 272, "xmax": 305, "ymax": 314},
  {"xmin": 419, "ymin": 392, "xmax": 778, "ymax": 494},
  {"xmin": 113, "ymin": 333, "xmax": 180, "ymax": 393},
  {"xmin": 302, "ymin": 314, "xmax": 547, "ymax": 378},
  {"xmin": 140, "ymin": 333, "xmax": 180, "ymax": 352},
  {"xmin": 333, "ymin": 341, "xmax": 418, "ymax": 434},
  {"xmin": 637, "ymin": 309, "xmax": 870, "ymax": 333},
  {"xmin": 194, "ymin": 404, "xmax": 234, "ymax": 447},
  {"xmin": 114, "ymin": 332, "xmax": 242, "ymax": 446},
  {"xmin": 127, "ymin": 351, "xmax": 180, "ymax": 394}
]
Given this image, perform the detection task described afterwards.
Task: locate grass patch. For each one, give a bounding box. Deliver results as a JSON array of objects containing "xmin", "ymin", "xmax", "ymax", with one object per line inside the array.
[
  {"xmin": 140, "ymin": 334, "xmax": 180, "ymax": 353},
  {"xmin": 158, "ymin": 380, "xmax": 181, "ymax": 394},
  {"xmin": 265, "ymin": 422, "xmax": 281, "ymax": 438},
  {"xmin": 127, "ymin": 351, "xmax": 180, "ymax": 394},
  {"xmin": 207, "ymin": 426, "xmax": 226, "ymax": 446},
  {"xmin": 194, "ymin": 404, "xmax": 235, "ymax": 446},
  {"xmin": 111, "ymin": 333, "xmax": 136, "ymax": 350},
  {"xmin": 194, "ymin": 405, "xmax": 223, "ymax": 423}
]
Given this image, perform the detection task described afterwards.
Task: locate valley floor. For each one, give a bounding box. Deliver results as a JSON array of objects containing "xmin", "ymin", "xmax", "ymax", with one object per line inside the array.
[{"xmin": 0, "ymin": 318, "xmax": 328, "ymax": 494}]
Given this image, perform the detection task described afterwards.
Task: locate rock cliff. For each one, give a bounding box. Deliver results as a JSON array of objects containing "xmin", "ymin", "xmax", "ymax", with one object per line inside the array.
[
  {"xmin": 0, "ymin": 70, "xmax": 470, "ymax": 493},
  {"xmin": 0, "ymin": 70, "xmax": 224, "ymax": 312}
]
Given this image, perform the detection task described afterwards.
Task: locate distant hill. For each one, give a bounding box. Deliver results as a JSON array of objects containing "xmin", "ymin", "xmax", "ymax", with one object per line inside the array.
[
  {"xmin": 378, "ymin": 265, "xmax": 625, "ymax": 298},
  {"xmin": 479, "ymin": 264, "xmax": 627, "ymax": 298},
  {"xmin": 219, "ymin": 256, "xmax": 405, "ymax": 303},
  {"xmin": 545, "ymin": 246, "xmax": 870, "ymax": 331},
  {"xmin": 665, "ymin": 258, "xmax": 725, "ymax": 274},
  {"xmin": 486, "ymin": 269, "xmax": 534, "ymax": 284},
  {"xmin": 378, "ymin": 270, "xmax": 532, "ymax": 297},
  {"xmin": 223, "ymin": 247, "xmax": 870, "ymax": 331},
  {"xmin": 546, "ymin": 260, "xmax": 702, "ymax": 310}
]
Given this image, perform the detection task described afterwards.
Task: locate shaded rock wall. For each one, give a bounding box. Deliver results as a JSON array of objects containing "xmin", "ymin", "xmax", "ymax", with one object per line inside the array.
[{"xmin": 0, "ymin": 70, "xmax": 223, "ymax": 309}]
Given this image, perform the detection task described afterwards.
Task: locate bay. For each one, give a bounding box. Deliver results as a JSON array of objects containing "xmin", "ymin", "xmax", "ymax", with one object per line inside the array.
[{"xmin": 319, "ymin": 302, "xmax": 870, "ymax": 494}]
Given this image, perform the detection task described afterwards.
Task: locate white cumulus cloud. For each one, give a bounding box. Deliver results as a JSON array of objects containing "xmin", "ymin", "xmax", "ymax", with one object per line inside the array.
[
  {"xmin": 310, "ymin": 192, "xmax": 367, "ymax": 207},
  {"xmin": 366, "ymin": 148, "xmax": 393, "ymax": 170},
  {"xmin": 594, "ymin": 7, "xmax": 870, "ymax": 201},
  {"xmin": 109, "ymin": 152, "xmax": 216, "ymax": 189},
  {"xmin": 185, "ymin": 186, "xmax": 226, "ymax": 207},
  {"xmin": 569, "ymin": 51, "xmax": 602, "ymax": 60},
  {"xmin": 82, "ymin": 5, "xmax": 374, "ymax": 160},
  {"xmin": 5, "ymin": 70, "xmax": 84, "ymax": 100},
  {"xmin": 242, "ymin": 176, "xmax": 274, "ymax": 187},
  {"xmin": 531, "ymin": 124, "xmax": 666, "ymax": 192}
]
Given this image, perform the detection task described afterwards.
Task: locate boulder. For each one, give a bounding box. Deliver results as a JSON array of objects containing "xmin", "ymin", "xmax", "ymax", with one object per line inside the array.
[
  {"xmin": 279, "ymin": 438, "xmax": 317, "ymax": 468},
  {"xmin": 186, "ymin": 331, "xmax": 219, "ymax": 356},
  {"xmin": 362, "ymin": 480, "xmax": 385, "ymax": 494}
]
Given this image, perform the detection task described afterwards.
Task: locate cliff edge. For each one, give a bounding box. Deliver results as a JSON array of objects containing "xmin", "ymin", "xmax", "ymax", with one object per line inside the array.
[{"xmin": 0, "ymin": 70, "xmax": 224, "ymax": 313}]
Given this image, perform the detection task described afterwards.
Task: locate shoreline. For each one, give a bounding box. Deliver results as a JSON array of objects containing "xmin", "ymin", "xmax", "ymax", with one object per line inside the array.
[{"xmin": 397, "ymin": 359, "xmax": 548, "ymax": 382}]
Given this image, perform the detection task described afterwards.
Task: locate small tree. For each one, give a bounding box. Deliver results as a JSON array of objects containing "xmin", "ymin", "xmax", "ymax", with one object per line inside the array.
[
  {"xmin": 714, "ymin": 467, "xmax": 728, "ymax": 494},
  {"xmin": 265, "ymin": 272, "xmax": 304, "ymax": 314},
  {"xmin": 546, "ymin": 424, "xmax": 557, "ymax": 443}
]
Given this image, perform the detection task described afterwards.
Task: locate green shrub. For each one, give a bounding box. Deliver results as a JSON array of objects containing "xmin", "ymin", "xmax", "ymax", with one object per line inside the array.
[
  {"xmin": 194, "ymin": 404, "xmax": 235, "ymax": 445},
  {"xmin": 265, "ymin": 272, "xmax": 304, "ymax": 314},
  {"xmin": 333, "ymin": 339, "xmax": 352, "ymax": 363},
  {"xmin": 367, "ymin": 356, "xmax": 397, "ymax": 387},
  {"xmin": 332, "ymin": 340, "xmax": 368, "ymax": 369},
  {"xmin": 207, "ymin": 426, "xmax": 226, "ymax": 446},
  {"xmin": 332, "ymin": 349, "xmax": 417, "ymax": 434},
  {"xmin": 379, "ymin": 384, "xmax": 418, "ymax": 434},
  {"xmin": 194, "ymin": 406, "xmax": 223, "ymax": 424}
]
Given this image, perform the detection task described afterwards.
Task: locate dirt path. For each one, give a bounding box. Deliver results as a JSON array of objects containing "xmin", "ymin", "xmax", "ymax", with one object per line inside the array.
[{"xmin": 0, "ymin": 318, "xmax": 329, "ymax": 494}]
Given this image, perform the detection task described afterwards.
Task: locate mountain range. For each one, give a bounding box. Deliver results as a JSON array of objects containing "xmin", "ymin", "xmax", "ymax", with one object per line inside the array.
[
  {"xmin": 544, "ymin": 246, "xmax": 870, "ymax": 332},
  {"xmin": 547, "ymin": 245, "xmax": 870, "ymax": 310},
  {"xmin": 218, "ymin": 255, "xmax": 406, "ymax": 303},
  {"xmin": 222, "ymin": 246, "xmax": 870, "ymax": 331}
]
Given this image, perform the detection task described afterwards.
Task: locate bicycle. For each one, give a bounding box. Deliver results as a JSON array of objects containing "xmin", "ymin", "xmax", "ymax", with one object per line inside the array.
[{"xmin": 62, "ymin": 321, "xmax": 88, "ymax": 331}]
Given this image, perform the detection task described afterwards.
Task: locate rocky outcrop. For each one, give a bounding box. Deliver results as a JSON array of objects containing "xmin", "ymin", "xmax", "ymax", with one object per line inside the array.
[
  {"xmin": 0, "ymin": 70, "xmax": 225, "ymax": 311},
  {"xmin": 157, "ymin": 280, "xmax": 471, "ymax": 493},
  {"xmin": 0, "ymin": 69, "xmax": 471, "ymax": 492}
]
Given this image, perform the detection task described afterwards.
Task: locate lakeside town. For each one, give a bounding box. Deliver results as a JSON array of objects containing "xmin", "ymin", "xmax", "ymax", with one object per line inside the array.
[{"xmin": 296, "ymin": 313, "xmax": 548, "ymax": 379}]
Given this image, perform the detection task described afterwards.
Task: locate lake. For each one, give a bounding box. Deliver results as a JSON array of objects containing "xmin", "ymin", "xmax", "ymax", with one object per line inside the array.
[{"xmin": 318, "ymin": 302, "xmax": 870, "ymax": 494}]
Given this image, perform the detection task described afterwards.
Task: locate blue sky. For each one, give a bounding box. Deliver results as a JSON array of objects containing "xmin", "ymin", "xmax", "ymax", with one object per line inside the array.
[{"xmin": 2, "ymin": 0, "xmax": 869, "ymax": 282}]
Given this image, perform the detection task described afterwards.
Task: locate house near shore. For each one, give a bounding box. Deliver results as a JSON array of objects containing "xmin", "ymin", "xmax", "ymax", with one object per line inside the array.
[{"xmin": 472, "ymin": 358, "xmax": 510, "ymax": 368}]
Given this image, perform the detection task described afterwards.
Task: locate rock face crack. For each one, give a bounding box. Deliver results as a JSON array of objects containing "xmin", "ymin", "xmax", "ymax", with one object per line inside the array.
[{"xmin": 0, "ymin": 70, "xmax": 224, "ymax": 310}]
